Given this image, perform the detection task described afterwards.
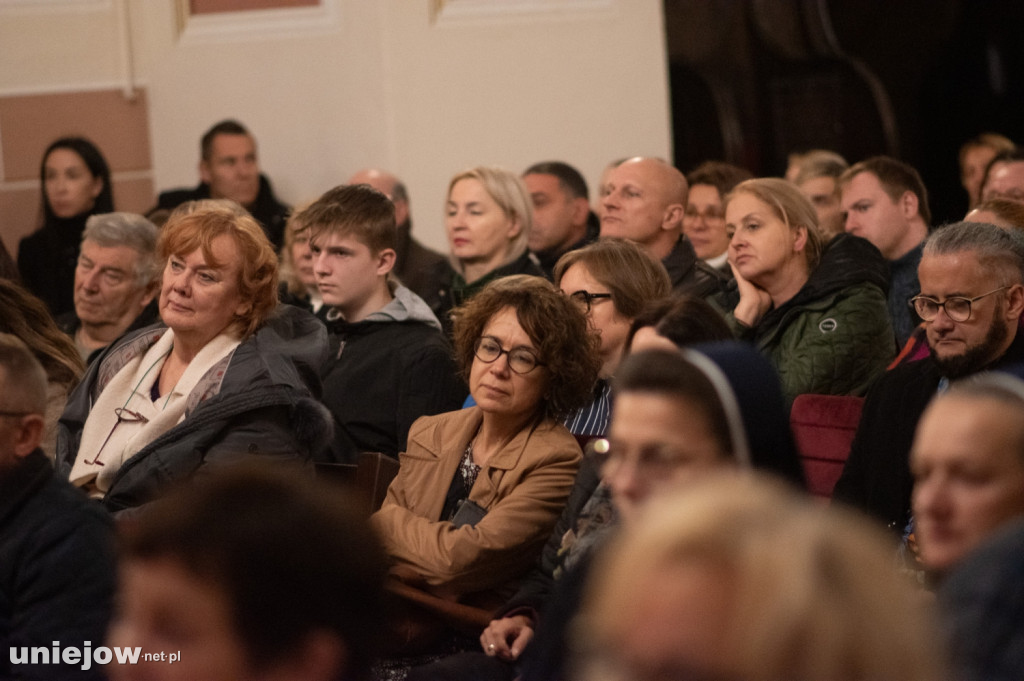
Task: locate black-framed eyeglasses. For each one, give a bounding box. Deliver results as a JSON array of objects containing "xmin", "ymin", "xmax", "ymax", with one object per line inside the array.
[
  {"xmin": 909, "ymin": 286, "xmax": 1009, "ymax": 322},
  {"xmin": 567, "ymin": 290, "xmax": 613, "ymax": 313},
  {"xmin": 473, "ymin": 336, "xmax": 544, "ymax": 375}
]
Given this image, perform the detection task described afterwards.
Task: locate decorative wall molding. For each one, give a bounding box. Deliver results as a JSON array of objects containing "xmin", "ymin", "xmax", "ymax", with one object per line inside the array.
[
  {"xmin": 174, "ymin": 0, "xmax": 339, "ymax": 43},
  {"xmin": 0, "ymin": 0, "xmax": 109, "ymax": 14},
  {"xmin": 431, "ymin": 0, "xmax": 614, "ymax": 26}
]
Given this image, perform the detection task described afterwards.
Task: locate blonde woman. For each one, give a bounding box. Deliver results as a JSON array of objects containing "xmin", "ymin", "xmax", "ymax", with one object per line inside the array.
[
  {"xmin": 435, "ymin": 167, "xmax": 544, "ymax": 329},
  {"xmin": 723, "ymin": 177, "xmax": 894, "ymax": 401},
  {"xmin": 575, "ymin": 473, "xmax": 946, "ymax": 681}
]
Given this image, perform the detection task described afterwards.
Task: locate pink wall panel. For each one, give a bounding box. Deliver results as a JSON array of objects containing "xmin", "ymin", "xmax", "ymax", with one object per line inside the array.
[{"xmin": 189, "ymin": 0, "xmax": 318, "ymax": 15}]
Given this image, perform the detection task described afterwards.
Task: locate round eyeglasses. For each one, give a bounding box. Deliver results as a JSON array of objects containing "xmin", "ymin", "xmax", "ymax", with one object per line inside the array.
[
  {"xmin": 909, "ymin": 286, "xmax": 1009, "ymax": 322},
  {"xmin": 474, "ymin": 336, "xmax": 545, "ymax": 375}
]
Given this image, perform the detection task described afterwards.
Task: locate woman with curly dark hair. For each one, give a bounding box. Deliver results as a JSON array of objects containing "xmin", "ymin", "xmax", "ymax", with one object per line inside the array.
[{"xmin": 372, "ymin": 274, "xmax": 601, "ymax": 651}]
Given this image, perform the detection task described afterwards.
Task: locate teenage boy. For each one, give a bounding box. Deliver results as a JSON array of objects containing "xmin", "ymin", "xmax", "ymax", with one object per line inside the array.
[{"xmin": 299, "ymin": 184, "xmax": 466, "ymax": 462}]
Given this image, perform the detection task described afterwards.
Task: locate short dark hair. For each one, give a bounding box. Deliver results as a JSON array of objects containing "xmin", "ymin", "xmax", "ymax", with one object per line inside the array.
[
  {"xmin": 625, "ymin": 295, "xmax": 733, "ymax": 351},
  {"xmin": 686, "ymin": 161, "xmax": 752, "ymax": 198},
  {"xmin": 298, "ymin": 184, "xmax": 398, "ymax": 255},
  {"xmin": 840, "ymin": 156, "xmax": 931, "ymax": 225},
  {"xmin": 523, "ymin": 161, "xmax": 589, "ymax": 201},
  {"xmin": 450, "ymin": 275, "xmax": 601, "ymax": 422},
  {"xmin": 40, "ymin": 137, "xmax": 114, "ymax": 224},
  {"xmin": 200, "ymin": 119, "xmax": 251, "ymax": 161},
  {"xmin": 120, "ymin": 464, "xmax": 386, "ymax": 679}
]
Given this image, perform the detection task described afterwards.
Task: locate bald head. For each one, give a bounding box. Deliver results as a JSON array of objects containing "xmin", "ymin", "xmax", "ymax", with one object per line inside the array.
[
  {"xmin": 347, "ymin": 168, "xmax": 409, "ymax": 225},
  {"xmin": 600, "ymin": 157, "xmax": 688, "ymax": 260}
]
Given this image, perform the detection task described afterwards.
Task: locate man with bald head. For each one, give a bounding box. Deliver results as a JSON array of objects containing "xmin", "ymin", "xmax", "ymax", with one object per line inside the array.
[
  {"xmin": 600, "ymin": 157, "xmax": 726, "ymax": 298},
  {"xmin": 347, "ymin": 168, "xmax": 449, "ymax": 309}
]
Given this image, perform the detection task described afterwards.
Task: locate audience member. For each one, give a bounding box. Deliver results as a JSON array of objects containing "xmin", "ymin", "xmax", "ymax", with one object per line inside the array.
[
  {"xmin": 411, "ymin": 345, "xmax": 802, "ymax": 681},
  {"xmin": 110, "ymin": 464, "xmax": 385, "ymax": 681},
  {"xmin": 150, "ymin": 120, "xmax": 290, "ymax": 247},
  {"xmin": 300, "ymin": 184, "xmax": 465, "ymax": 462},
  {"xmin": 980, "ymin": 148, "xmax": 1024, "ymax": 203},
  {"xmin": 722, "ymin": 177, "xmax": 893, "ymax": 403},
  {"xmin": 600, "ymin": 157, "xmax": 726, "ymax": 299},
  {"xmin": 940, "ymin": 517, "xmax": 1024, "ymax": 681},
  {"xmin": 959, "ymin": 133, "xmax": 1015, "ymax": 208},
  {"xmin": 783, "ymin": 147, "xmax": 840, "ymax": 182},
  {"xmin": 18, "ymin": 137, "xmax": 114, "ymax": 317},
  {"xmin": 57, "ymin": 201, "xmax": 332, "ymax": 512},
  {"xmin": 792, "ymin": 149, "xmax": 849, "ymax": 239},
  {"xmin": 513, "ymin": 345, "xmax": 803, "ymax": 681},
  {"xmin": 573, "ymin": 473, "xmax": 945, "ymax": 681},
  {"xmin": 966, "ymin": 197, "xmax": 1024, "ymax": 230},
  {"xmin": 277, "ymin": 202, "xmax": 327, "ymax": 318},
  {"xmin": 435, "ymin": 167, "xmax": 544, "ymax": 328},
  {"xmin": 522, "ymin": 161, "xmax": 599, "ymax": 279},
  {"xmin": 553, "ymin": 238, "xmax": 671, "ymax": 437},
  {"xmin": 56, "ymin": 212, "xmax": 160, "ymax": 362},
  {"xmin": 348, "ymin": 168, "xmax": 450, "ymax": 308},
  {"xmin": 683, "ymin": 160, "xmax": 752, "ymax": 272},
  {"xmin": 911, "ymin": 373, "xmax": 1024, "ymax": 577},
  {"xmin": 840, "ymin": 156, "xmax": 931, "ymax": 346},
  {"xmin": 834, "ymin": 221, "xmax": 1024, "ymax": 532},
  {"xmin": 0, "ymin": 281, "xmax": 85, "ymax": 459},
  {"xmin": 0, "ymin": 334, "xmax": 115, "ymax": 681},
  {"xmin": 372, "ymin": 275, "xmax": 600, "ymax": 653},
  {"xmin": 625, "ymin": 294, "xmax": 732, "ymax": 353}
]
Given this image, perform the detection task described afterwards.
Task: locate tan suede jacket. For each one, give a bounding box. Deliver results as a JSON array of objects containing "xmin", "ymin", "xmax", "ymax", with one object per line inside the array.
[{"xmin": 372, "ymin": 407, "xmax": 582, "ymax": 601}]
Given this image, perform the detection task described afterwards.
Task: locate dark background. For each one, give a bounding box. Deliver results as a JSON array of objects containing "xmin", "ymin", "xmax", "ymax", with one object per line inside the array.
[{"xmin": 664, "ymin": 0, "xmax": 1024, "ymax": 225}]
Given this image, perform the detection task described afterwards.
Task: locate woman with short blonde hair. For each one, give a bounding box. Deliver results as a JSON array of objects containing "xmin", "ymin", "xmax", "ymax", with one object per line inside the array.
[
  {"xmin": 723, "ymin": 177, "xmax": 893, "ymax": 401},
  {"xmin": 437, "ymin": 167, "xmax": 544, "ymax": 327},
  {"xmin": 576, "ymin": 473, "xmax": 946, "ymax": 681}
]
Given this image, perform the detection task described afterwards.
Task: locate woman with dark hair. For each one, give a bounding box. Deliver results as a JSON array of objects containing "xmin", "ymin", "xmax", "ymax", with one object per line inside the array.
[
  {"xmin": 625, "ymin": 294, "xmax": 733, "ymax": 353},
  {"xmin": 56, "ymin": 200, "xmax": 332, "ymax": 513},
  {"xmin": 683, "ymin": 161, "xmax": 752, "ymax": 273},
  {"xmin": 0, "ymin": 279, "xmax": 85, "ymax": 459},
  {"xmin": 418, "ymin": 343, "xmax": 804, "ymax": 681},
  {"xmin": 18, "ymin": 137, "xmax": 115, "ymax": 317},
  {"xmin": 372, "ymin": 274, "xmax": 601, "ymax": 652}
]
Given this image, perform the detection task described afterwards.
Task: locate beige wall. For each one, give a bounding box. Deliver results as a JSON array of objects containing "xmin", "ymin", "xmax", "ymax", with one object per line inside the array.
[{"xmin": 0, "ymin": 0, "xmax": 671, "ymax": 255}]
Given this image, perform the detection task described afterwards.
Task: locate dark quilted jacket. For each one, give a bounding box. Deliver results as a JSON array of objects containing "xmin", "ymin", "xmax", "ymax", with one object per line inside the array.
[{"xmin": 723, "ymin": 234, "xmax": 895, "ymax": 403}]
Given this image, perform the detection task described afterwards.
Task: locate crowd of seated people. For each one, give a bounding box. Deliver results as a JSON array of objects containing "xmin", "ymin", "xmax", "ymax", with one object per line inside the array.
[{"xmin": 6, "ymin": 119, "xmax": 1024, "ymax": 681}]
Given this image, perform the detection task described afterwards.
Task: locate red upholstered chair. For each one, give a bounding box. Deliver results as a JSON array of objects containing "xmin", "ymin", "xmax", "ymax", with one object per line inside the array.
[{"xmin": 790, "ymin": 394, "xmax": 864, "ymax": 500}]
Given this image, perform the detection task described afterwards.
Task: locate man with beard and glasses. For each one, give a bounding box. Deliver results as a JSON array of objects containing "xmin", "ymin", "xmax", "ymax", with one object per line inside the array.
[{"xmin": 834, "ymin": 221, "xmax": 1024, "ymax": 535}]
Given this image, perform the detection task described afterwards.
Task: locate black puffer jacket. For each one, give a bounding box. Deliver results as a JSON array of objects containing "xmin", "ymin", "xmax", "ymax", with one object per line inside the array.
[{"xmin": 55, "ymin": 305, "xmax": 332, "ymax": 512}]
